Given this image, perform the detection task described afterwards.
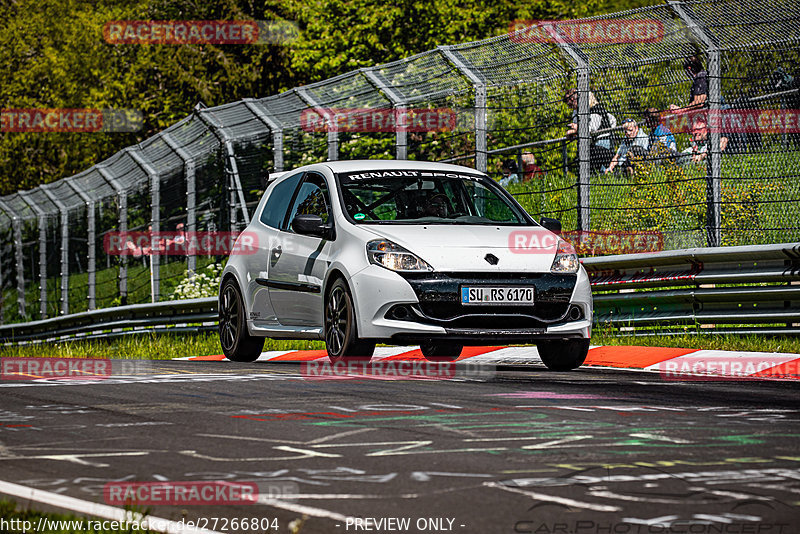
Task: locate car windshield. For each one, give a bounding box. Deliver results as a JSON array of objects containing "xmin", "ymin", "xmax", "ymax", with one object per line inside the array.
[{"xmin": 336, "ymin": 169, "xmax": 530, "ymax": 225}]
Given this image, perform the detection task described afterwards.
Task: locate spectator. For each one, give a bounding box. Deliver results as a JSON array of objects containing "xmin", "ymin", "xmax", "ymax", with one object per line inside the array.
[
  {"xmin": 521, "ymin": 152, "xmax": 545, "ymax": 181},
  {"xmin": 498, "ymin": 158, "xmax": 521, "ymax": 187},
  {"xmin": 563, "ymin": 88, "xmax": 618, "ymax": 173},
  {"xmin": 669, "ymin": 54, "xmax": 708, "ymax": 113},
  {"xmin": 605, "ymin": 118, "xmax": 650, "ymax": 175},
  {"xmin": 166, "ymin": 222, "xmax": 187, "ymax": 255},
  {"xmin": 680, "ymin": 116, "xmax": 728, "ymax": 164},
  {"xmin": 644, "ymin": 107, "xmax": 677, "ymax": 153}
]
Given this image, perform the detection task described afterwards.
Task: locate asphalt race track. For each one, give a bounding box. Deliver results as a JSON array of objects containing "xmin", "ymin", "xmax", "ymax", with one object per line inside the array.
[{"xmin": 1, "ymin": 357, "xmax": 799, "ymax": 534}]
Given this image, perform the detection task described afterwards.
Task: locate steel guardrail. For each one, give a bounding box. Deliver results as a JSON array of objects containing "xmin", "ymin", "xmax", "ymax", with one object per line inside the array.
[
  {"xmin": 583, "ymin": 242, "xmax": 800, "ymax": 334},
  {"xmin": 1, "ymin": 243, "xmax": 799, "ymax": 344}
]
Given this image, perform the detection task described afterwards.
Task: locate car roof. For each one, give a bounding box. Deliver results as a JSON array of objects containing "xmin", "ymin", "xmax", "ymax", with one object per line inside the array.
[{"xmin": 315, "ymin": 159, "xmax": 487, "ymax": 176}]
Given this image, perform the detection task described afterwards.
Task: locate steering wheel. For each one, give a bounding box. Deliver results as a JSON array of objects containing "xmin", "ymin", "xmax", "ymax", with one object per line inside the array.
[{"xmin": 424, "ymin": 194, "xmax": 450, "ymax": 218}]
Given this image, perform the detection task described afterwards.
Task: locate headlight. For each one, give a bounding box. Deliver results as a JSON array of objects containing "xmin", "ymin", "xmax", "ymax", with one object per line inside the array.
[
  {"xmin": 550, "ymin": 239, "xmax": 579, "ymax": 273},
  {"xmin": 367, "ymin": 240, "xmax": 433, "ymax": 272}
]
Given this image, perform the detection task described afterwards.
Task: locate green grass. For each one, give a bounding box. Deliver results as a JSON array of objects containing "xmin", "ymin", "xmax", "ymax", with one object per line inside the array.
[
  {"xmin": 0, "ymin": 332, "xmax": 323, "ymax": 360},
  {"xmin": 0, "ymin": 500, "xmax": 157, "ymax": 534},
  {"xmin": 0, "ymin": 330, "xmax": 796, "ymax": 360}
]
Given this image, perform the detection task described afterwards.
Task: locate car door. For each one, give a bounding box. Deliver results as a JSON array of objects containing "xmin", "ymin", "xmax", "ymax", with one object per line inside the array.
[
  {"xmin": 245, "ymin": 171, "xmax": 304, "ymax": 327},
  {"xmin": 268, "ymin": 171, "xmax": 334, "ymax": 327}
]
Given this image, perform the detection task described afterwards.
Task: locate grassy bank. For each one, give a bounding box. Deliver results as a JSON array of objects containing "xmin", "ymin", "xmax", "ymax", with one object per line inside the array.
[
  {"xmin": 0, "ymin": 332, "xmax": 324, "ymax": 360},
  {"xmin": 1, "ymin": 331, "xmax": 797, "ymax": 360},
  {"xmin": 0, "ymin": 500, "xmax": 156, "ymax": 534}
]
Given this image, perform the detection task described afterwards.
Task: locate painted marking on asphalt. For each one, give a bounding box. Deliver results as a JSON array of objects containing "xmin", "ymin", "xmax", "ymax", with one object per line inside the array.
[
  {"xmin": 484, "ymin": 481, "xmax": 622, "ymax": 512},
  {"xmin": 0, "ymin": 452, "xmax": 149, "ymax": 467},
  {"xmin": 753, "ymin": 357, "xmax": 800, "ymax": 379},
  {"xmin": 0, "ymin": 479, "xmax": 222, "ymax": 534},
  {"xmin": 585, "ymin": 346, "xmax": 696, "ymax": 368},
  {"xmin": 179, "ymin": 346, "xmax": 800, "ymax": 381},
  {"xmin": 256, "ymin": 495, "xmax": 356, "ymax": 523}
]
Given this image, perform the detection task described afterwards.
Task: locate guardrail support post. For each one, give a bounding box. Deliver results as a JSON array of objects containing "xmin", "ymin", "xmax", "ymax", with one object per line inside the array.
[
  {"xmin": 667, "ymin": 1, "xmax": 722, "ymax": 247},
  {"xmin": 127, "ymin": 148, "xmax": 161, "ymax": 303},
  {"xmin": 362, "ymin": 68, "xmax": 409, "ymax": 160},
  {"xmin": 41, "ymin": 185, "xmax": 70, "ymax": 315},
  {"xmin": 439, "ymin": 46, "xmax": 487, "ymax": 173},
  {"xmin": 163, "ymin": 132, "xmax": 198, "ymax": 274},
  {"xmin": 296, "ymin": 88, "xmax": 339, "ymax": 162},
  {"xmin": 64, "ymin": 179, "xmax": 96, "ymax": 310},
  {"xmin": 544, "ymin": 23, "xmax": 592, "ymax": 231},
  {"xmin": 0, "ymin": 200, "xmax": 26, "ymax": 319},
  {"xmin": 243, "ymin": 99, "xmax": 285, "ymax": 172}
]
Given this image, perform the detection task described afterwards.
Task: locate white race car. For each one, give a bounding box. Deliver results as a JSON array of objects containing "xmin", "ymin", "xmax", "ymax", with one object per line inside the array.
[{"xmin": 219, "ymin": 160, "xmax": 592, "ymax": 370}]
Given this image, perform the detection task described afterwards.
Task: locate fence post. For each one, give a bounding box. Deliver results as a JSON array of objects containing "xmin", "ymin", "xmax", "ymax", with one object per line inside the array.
[
  {"xmin": 195, "ymin": 108, "xmax": 251, "ymax": 230},
  {"xmin": 0, "ymin": 200, "xmax": 25, "ymax": 319},
  {"xmin": 127, "ymin": 148, "xmax": 161, "ymax": 303},
  {"xmin": 667, "ymin": 1, "xmax": 722, "ymax": 247},
  {"xmin": 296, "ymin": 88, "xmax": 339, "ymax": 162},
  {"xmin": 19, "ymin": 192, "xmax": 47, "ymax": 319},
  {"xmin": 243, "ymin": 99, "xmax": 285, "ymax": 172},
  {"xmin": 40, "ymin": 185, "xmax": 70, "ymax": 315},
  {"xmin": 96, "ymin": 165, "xmax": 127, "ymax": 305},
  {"xmin": 544, "ymin": 23, "xmax": 591, "ymax": 231},
  {"xmin": 362, "ymin": 68, "xmax": 408, "ymax": 160},
  {"xmin": 64, "ymin": 179, "xmax": 96, "ymax": 310},
  {"xmin": 439, "ymin": 46, "xmax": 487, "ymax": 173},
  {"xmin": 163, "ymin": 132, "xmax": 197, "ymax": 275}
]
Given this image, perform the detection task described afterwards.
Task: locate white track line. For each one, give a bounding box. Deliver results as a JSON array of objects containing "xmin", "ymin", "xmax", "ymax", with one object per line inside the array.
[
  {"xmin": 257, "ymin": 495, "xmax": 357, "ymax": 523},
  {"xmin": 483, "ymin": 481, "xmax": 621, "ymax": 512},
  {"xmin": 0, "ymin": 479, "xmax": 223, "ymax": 534}
]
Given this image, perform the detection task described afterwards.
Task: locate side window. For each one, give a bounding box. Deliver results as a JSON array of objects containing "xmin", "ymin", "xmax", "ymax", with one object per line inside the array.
[
  {"xmin": 260, "ymin": 172, "xmax": 303, "ymax": 228},
  {"xmin": 284, "ymin": 173, "xmax": 332, "ymax": 231}
]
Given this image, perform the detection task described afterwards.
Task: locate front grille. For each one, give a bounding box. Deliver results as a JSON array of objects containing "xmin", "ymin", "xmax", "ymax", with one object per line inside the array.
[{"xmin": 394, "ymin": 271, "xmax": 577, "ymax": 327}]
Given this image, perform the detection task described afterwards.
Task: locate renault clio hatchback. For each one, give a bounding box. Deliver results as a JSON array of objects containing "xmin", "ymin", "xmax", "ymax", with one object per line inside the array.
[{"xmin": 219, "ymin": 160, "xmax": 592, "ymax": 370}]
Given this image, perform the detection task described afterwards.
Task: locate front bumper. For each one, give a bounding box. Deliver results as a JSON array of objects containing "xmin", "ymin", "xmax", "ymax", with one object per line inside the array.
[{"xmin": 349, "ymin": 265, "xmax": 592, "ymax": 343}]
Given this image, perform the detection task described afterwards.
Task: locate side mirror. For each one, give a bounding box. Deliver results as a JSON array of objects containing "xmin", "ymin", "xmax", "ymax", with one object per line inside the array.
[
  {"xmin": 539, "ymin": 217, "xmax": 562, "ymax": 234},
  {"xmin": 292, "ymin": 214, "xmax": 333, "ymax": 240}
]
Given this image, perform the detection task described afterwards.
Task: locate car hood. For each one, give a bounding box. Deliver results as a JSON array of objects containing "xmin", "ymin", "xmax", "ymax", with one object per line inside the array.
[{"xmin": 359, "ymin": 225, "xmax": 560, "ymax": 272}]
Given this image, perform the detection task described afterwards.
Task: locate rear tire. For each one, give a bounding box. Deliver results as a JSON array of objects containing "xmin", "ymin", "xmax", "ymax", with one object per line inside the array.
[
  {"xmin": 325, "ymin": 278, "xmax": 375, "ymax": 363},
  {"xmin": 420, "ymin": 342, "xmax": 463, "ymax": 362},
  {"xmin": 219, "ymin": 279, "xmax": 265, "ymax": 362},
  {"xmin": 537, "ymin": 339, "xmax": 589, "ymax": 371}
]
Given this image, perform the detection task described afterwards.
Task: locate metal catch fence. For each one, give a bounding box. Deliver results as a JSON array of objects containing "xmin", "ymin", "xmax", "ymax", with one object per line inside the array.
[{"xmin": 0, "ymin": 0, "xmax": 798, "ymax": 324}]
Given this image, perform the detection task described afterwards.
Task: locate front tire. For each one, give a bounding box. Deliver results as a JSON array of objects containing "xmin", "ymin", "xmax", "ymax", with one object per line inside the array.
[
  {"xmin": 420, "ymin": 342, "xmax": 463, "ymax": 362},
  {"xmin": 219, "ymin": 279, "xmax": 264, "ymax": 362},
  {"xmin": 325, "ymin": 278, "xmax": 375, "ymax": 362},
  {"xmin": 537, "ymin": 339, "xmax": 589, "ymax": 371}
]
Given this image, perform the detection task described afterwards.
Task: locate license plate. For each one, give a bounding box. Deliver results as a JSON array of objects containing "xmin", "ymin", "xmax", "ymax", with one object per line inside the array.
[{"xmin": 461, "ymin": 286, "xmax": 535, "ymax": 305}]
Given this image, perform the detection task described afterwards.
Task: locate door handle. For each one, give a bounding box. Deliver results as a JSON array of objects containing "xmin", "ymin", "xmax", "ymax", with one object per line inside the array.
[{"xmin": 271, "ymin": 246, "xmax": 282, "ymax": 260}]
